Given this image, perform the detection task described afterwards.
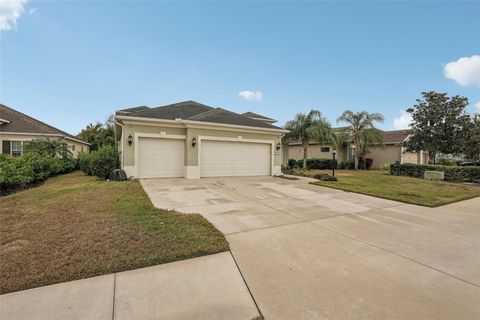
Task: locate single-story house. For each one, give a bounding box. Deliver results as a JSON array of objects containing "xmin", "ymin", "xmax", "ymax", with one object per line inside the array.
[
  {"xmin": 285, "ymin": 129, "xmax": 428, "ymax": 169},
  {"xmin": 114, "ymin": 101, "xmax": 288, "ymax": 179},
  {"xmin": 0, "ymin": 104, "xmax": 90, "ymax": 157}
]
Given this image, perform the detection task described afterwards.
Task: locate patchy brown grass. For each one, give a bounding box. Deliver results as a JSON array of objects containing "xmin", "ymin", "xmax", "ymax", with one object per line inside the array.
[{"xmin": 0, "ymin": 172, "xmax": 228, "ymax": 294}]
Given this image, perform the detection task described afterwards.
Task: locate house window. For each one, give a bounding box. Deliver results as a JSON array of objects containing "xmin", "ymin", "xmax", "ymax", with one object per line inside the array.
[
  {"xmin": 72, "ymin": 145, "xmax": 76, "ymax": 151},
  {"xmin": 320, "ymin": 147, "xmax": 330, "ymax": 153},
  {"xmin": 11, "ymin": 141, "xmax": 23, "ymax": 157}
]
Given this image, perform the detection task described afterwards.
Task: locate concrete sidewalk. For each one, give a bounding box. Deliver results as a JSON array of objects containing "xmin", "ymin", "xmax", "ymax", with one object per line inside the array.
[{"xmin": 0, "ymin": 252, "xmax": 260, "ymax": 320}]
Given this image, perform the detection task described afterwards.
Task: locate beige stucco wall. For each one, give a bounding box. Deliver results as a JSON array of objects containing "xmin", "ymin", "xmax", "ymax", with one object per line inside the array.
[
  {"xmin": 402, "ymin": 151, "xmax": 419, "ymax": 164},
  {"xmin": 365, "ymin": 145, "xmax": 401, "ymax": 169},
  {"xmin": 121, "ymin": 124, "xmax": 187, "ymax": 166},
  {"xmin": 120, "ymin": 121, "xmax": 283, "ymax": 177},
  {"xmin": 0, "ymin": 134, "xmax": 89, "ymax": 158},
  {"xmin": 287, "ymin": 144, "xmax": 347, "ymax": 162}
]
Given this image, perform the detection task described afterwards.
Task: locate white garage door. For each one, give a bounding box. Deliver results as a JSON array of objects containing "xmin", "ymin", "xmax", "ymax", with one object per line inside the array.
[
  {"xmin": 138, "ymin": 138, "xmax": 184, "ymax": 178},
  {"xmin": 201, "ymin": 140, "xmax": 271, "ymax": 177}
]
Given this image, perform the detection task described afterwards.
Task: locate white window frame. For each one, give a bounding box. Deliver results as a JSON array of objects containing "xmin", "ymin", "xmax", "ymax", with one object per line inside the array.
[{"xmin": 11, "ymin": 141, "xmax": 23, "ymax": 157}]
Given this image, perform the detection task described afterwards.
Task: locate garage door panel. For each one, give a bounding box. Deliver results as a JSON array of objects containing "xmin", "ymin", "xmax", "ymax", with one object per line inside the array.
[
  {"xmin": 201, "ymin": 140, "xmax": 271, "ymax": 177},
  {"xmin": 138, "ymin": 138, "xmax": 184, "ymax": 178}
]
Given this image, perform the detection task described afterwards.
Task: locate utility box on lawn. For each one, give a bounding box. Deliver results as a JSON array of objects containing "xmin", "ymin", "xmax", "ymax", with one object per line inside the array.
[{"xmin": 424, "ymin": 170, "xmax": 444, "ymax": 181}]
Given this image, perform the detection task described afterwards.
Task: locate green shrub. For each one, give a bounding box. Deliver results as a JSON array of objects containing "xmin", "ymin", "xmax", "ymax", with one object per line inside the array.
[
  {"xmin": 389, "ymin": 163, "xmax": 480, "ymax": 182},
  {"xmin": 437, "ymin": 158, "xmax": 457, "ymax": 166},
  {"xmin": 313, "ymin": 173, "xmax": 338, "ymax": 181},
  {"xmin": 79, "ymin": 145, "xmax": 119, "ymax": 179},
  {"xmin": 0, "ymin": 153, "xmax": 77, "ymax": 194},
  {"xmin": 287, "ymin": 159, "xmax": 297, "ymax": 169},
  {"xmin": 339, "ymin": 160, "xmax": 355, "ymax": 170}
]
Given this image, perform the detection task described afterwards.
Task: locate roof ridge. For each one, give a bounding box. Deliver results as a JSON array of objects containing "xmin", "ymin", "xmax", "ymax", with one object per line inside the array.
[
  {"xmin": 185, "ymin": 107, "xmax": 219, "ymax": 120},
  {"xmin": 242, "ymin": 111, "xmax": 275, "ymax": 121},
  {"xmin": 151, "ymin": 100, "xmax": 213, "ymax": 112}
]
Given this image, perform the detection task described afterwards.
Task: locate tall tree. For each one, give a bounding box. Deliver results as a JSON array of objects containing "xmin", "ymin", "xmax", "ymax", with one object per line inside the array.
[
  {"xmin": 77, "ymin": 115, "xmax": 115, "ymax": 151},
  {"xmin": 464, "ymin": 113, "xmax": 480, "ymax": 161},
  {"xmin": 284, "ymin": 110, "xmax": 331, "ymax": 169},
  {"xmin": 337, "ymin": 110, "xmax": 384, "ymax": 170},
  {"xmin": 404, "ymin": 91, "xmax": 470, "ymax": 163}
]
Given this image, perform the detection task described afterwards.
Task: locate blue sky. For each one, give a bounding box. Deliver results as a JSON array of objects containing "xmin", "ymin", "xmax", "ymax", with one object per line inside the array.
[{"xmin": 1, "ymin": 1, "xmax": 479, "ymax": 135}]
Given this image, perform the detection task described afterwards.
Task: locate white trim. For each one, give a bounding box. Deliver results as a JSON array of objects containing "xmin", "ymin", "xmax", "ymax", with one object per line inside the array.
[
  {"xmin": 114, "ymin": 119, "xmax": 125, "ymax": 168},
  {"xmin": 0, "ymin": 132, "xmax": 90, "ymax": 146},
  {"xmin": 132, "ymin": 132, "xmax": 186, "ymax": 178},
  {"xmin": 115, "ymin": 115, "xmax": 288, "ymax": 134},
  {"xmin": 197, "ymin": 135, "xmax": 275, "ymax": 177},
  {"xmin": 0, "ymin": 118, "xmax": 10, "ymax": 124}
]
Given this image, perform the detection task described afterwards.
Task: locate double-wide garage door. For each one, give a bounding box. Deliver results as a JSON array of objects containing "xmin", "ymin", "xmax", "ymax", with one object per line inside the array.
[{"xmin": 201, "ymin": 140, "xmax": 271, "ymax": 177}]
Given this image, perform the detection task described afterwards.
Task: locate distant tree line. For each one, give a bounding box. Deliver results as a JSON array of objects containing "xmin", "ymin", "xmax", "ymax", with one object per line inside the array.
[{"xmin": 283, "ymin": 91, "xmax": 480, "ymax": 169}]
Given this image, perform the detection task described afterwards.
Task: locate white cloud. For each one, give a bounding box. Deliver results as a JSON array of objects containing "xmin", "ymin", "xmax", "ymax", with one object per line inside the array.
[
  {"xmin": 0, "ymin": 0, "xmax": 28, "ymax": 31},
  {"xmin": 28, "ymin": 7, "xmax": 36, "ymax": 15},
  {"xmin": 238, "ymin": 90, "xmax": 263, "ymax": 102},
  {"xmin": 444, "ymin": 55, "xmax": 480, "ymax": 87},
  {"xmin": 393, "ymin": 110, "xmax": 412, "ymax": 130},
  {"xmin": 475, "ymin": 101, "xmax": 480, "ymax": 113}
]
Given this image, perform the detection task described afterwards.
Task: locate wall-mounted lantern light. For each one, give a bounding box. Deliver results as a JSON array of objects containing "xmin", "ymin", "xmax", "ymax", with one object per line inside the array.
[
  {"xmin": 276, "ymin": 142, "xmax": 281, "ymax": 151},
  {"xmin": 128, "ymin": 134, "xmax": 133, "ymax": 146},
  {"xmin": 192, "ymin": 137, "xmax": 197, "ymax": 147}
]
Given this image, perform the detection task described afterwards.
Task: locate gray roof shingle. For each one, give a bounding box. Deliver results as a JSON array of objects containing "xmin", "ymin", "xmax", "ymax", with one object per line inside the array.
[
  {"xmin": 242, "ymin": 111, "xmax": 276, "ymax": 123},
  {"xmin": 0, "ymin": 104, "xmax": 89, "ymax": 144},
  {"xmin": 116, "ymin": 101, "xmax": 282, "ymax": 130}
]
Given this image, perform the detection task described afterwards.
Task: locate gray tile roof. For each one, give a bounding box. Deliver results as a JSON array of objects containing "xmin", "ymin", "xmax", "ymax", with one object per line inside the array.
[
  {"xmin": 242, "ymin": 111, "xmax": 276, "ymax": 123},
  {"xmin": 116, "ymin": 101, "xmax": 282, "ymax": 130},
  {"xmin": 0, "ymin": 104, "xmax": 89, "ymax": 144},
  {"xmin": 382, "ymin": 129, "xmax": 410, "ymax": 144},
  {"xmin": 116, "ymin": 106, "xmax": 150, "ymax": 114}
]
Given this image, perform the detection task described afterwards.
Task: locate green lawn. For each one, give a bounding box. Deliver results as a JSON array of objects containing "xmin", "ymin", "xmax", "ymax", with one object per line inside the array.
[
  {"xmin": 0, "ymin": 172, "xmax": 228, "ymax": 294},
  {"xmin": 296, "ymin": 169, "xmax": 480, "ymax": 207}
]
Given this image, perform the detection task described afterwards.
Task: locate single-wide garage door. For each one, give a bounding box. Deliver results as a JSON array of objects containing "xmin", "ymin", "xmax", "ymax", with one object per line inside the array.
[
  {"xmin": 201, "ymin": 140, "xmax": 271, "ymax": 177},
  {"xmin": 138, "ymin": 138, "xmax": 184, "ymax": 178}
]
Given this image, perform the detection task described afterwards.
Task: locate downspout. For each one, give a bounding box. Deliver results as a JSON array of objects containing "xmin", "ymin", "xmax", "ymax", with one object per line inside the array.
[{"xmin": 114, "ymin": 118, "xmax": 124, "ymax": 169}]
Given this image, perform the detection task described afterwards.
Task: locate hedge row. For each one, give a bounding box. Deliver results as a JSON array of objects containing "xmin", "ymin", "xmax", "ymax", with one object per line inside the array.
[
  {"xmin": 79, "ymin": 145, "xmax": 119, "ymax": 179},
  {"xmin": 0, "ymin": 153, "xmax": 77, "ymax": 194},
  {"xmin": 287, "ymin": 158, "xmax": 355, "ymax": 170},
  {"xmin": 389, "ymin": 163, "xmax": 480, "ymax": 182}
]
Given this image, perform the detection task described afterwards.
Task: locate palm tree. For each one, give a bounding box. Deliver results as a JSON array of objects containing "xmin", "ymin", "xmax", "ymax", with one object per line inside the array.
[
  {"xmin": 337, "ymin": 111, "xmax": 384, "ymax": 169},
  {"xmin": 284, "ymin": 110, "xmax": 331, "ymax": 169},
  {"xmin": 330, "ymin": 129, "xmax": 349, "ymax": 153}
]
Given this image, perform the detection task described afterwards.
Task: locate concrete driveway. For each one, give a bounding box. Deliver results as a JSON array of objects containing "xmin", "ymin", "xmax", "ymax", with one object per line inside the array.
[{"xmin": 141, "ymin": 176, "xmax": 480, "ymax": 320}]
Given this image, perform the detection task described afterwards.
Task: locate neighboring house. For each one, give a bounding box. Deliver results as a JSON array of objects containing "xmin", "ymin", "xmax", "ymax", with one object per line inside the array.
[
  {"xmin": 0, "ymin": 104, "xmax": 90, "ymax": 157},
  {"xmin": 285, "ymin": 129, "xmax": 428, "ymax": 169},
  {"xmin": 114, "ymin": 101, "xmax": 288, "ymax": 179}
]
